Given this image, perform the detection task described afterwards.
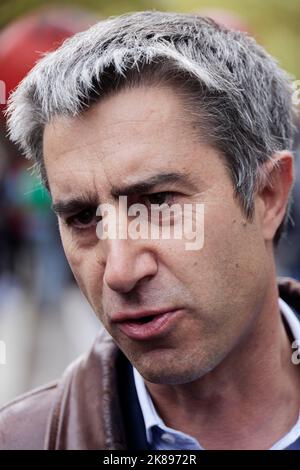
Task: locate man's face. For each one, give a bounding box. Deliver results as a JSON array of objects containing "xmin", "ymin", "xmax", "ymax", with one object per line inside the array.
[{"xmin": 44, "ymin": 85, "xmax": 270, "ymax": 385}]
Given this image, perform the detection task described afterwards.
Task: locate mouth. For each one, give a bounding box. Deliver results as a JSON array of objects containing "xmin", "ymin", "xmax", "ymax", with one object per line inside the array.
[{"xmin": 111, "ymin": 308, "xmax": 183, "ymax": 340}]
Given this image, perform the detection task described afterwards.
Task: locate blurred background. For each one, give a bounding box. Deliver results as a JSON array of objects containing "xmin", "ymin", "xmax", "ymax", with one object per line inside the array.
[{"xmin": 0, "ymin": 0, "xmax": 299, "ymax": 406}]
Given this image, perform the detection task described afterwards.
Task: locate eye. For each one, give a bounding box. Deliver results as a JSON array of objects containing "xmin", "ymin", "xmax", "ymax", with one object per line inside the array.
[
  {"xmin": 65, "ymin": 207, "xmax": 100, "ymax": 230},
  {"xmin": 142, "ymin": 192, "xmax": 175, "ymax": 207}
]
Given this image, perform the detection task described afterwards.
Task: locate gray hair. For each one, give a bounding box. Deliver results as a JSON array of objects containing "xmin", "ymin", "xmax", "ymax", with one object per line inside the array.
[{"xmin": 6, "ymin": 10, "xmax": 297, "ymax": 243}]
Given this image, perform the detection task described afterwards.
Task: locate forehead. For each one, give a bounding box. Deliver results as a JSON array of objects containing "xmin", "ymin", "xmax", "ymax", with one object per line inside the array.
[{"xmin": 43, "ymin": 85, "xmax": 225, "ymax": 198}]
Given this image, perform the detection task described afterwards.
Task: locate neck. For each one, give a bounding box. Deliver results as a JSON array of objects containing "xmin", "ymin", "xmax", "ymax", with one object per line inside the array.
[{"xmin": 144, "ymin": 278, "xmax": 300, "ymax": 450}]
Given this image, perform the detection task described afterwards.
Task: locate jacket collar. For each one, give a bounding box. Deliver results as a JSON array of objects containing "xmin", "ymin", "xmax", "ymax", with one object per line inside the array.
[{"xmin": 44, "ymin": 327, "xmax": 124, "ymax": 449}]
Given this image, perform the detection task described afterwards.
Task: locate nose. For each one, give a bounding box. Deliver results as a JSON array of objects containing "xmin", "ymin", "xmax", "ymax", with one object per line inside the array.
[{"xmin": 103, "ymin": 239, "xmax": 158, "ymax": 293}]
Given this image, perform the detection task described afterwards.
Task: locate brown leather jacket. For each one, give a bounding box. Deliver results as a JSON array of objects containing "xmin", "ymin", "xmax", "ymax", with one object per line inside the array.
[{"xmin": 0, "ymin": 277, "xmax": 300, "ymax": 450}]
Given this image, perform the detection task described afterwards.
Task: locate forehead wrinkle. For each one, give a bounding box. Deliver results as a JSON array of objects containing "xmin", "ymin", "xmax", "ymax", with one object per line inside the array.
[{"xmin": 44, "ymin": 135, "xmax": 108, "ymax": 167}]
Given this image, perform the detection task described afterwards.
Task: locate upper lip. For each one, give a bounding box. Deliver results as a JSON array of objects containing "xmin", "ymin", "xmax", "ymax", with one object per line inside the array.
[{"xmin": 111, "ymin": 307, "xmax": 179, "ymax": 323}]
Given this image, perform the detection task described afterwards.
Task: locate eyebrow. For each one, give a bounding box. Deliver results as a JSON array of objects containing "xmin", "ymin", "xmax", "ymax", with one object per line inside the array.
[
  {"xmin": 51, "ymin": 195, "xmax": 99, "ymax": 216},
  {"xmin": 51, "ymin": 171, "xmax": 199, "ymax": 216}
]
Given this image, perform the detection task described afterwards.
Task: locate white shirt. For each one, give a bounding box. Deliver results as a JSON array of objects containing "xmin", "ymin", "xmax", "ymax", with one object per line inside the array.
[{"xmin": 133, "ymin": 298, "xmax": 300, "ymax": 450}]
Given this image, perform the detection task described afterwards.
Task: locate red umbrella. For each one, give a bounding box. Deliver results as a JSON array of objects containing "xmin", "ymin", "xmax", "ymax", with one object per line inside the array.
[{"xmin": 0, "ymin": 7, "xmax": 98, "ymax": 118}]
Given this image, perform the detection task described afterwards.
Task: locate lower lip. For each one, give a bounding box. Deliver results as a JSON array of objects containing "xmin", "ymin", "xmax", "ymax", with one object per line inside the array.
[{"xmin": 117, "ymin": 310, "xmax": 183, "ymax": 340}]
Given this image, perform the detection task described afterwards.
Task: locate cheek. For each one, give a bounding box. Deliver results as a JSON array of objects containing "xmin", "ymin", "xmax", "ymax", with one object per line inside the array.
[
  {"xmin": 200, "ymin": 207, "xmax": 268, "ymax": 310},
  {"xmin": 161, "ymin": 201, "xmax": 267, "ymax": 299},
  {"xmin": 60, "ymin": 230, "xmax": 105, "ymax": 306}
]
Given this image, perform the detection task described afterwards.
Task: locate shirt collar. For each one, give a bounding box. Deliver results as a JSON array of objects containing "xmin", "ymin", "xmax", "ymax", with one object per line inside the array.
[
  {"xmin": 133, "ymin": 365, "xmax": 165, "ymax": 443},
  {"xmin": 279, "ymin": 297, "xmax": 300, "ymax": 342}
]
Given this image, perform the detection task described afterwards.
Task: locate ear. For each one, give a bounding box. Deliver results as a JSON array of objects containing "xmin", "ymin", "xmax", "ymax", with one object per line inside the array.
[{"xmin": 256, "ymin": 152, "xmax": 294, "ymax": 242}]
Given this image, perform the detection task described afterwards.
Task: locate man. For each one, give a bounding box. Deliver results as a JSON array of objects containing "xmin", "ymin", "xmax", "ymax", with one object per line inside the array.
[{"xmin": 1, "ymin": 11, "xmax": 300, "ymax": 450}]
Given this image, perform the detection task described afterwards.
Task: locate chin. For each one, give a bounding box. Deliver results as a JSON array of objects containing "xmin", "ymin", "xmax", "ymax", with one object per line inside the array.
[
  {"xmin": 135, "ymin": 359, "xmax": 211, "ymax": 385},
  {"xmin": 125, "ymin": 343, "xmax": 224, "ymax": 385}
]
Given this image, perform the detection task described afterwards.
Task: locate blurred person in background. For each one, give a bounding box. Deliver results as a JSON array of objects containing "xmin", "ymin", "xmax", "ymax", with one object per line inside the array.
[
  {"xmin": 0, "ymin": 11, "xmax": 300, "ymax": 450},
  {"xmin": 0, "ymin": 6, "xmax": 99, "ymax": 407},
  {"xmin": 0, "ymin": 6, "xmax": 98, "ymax": 307}
]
